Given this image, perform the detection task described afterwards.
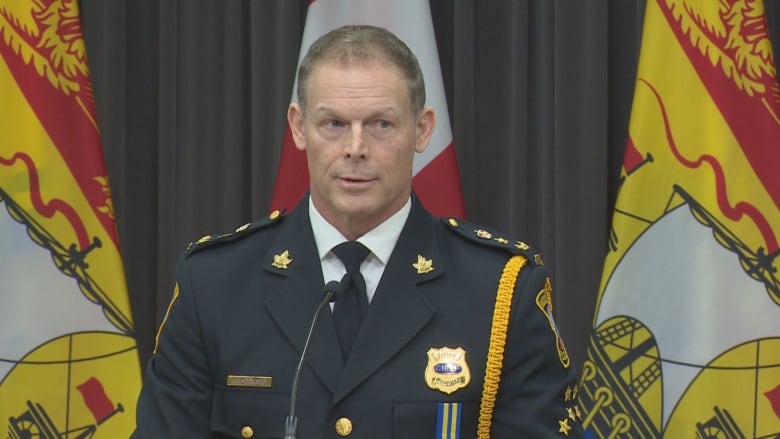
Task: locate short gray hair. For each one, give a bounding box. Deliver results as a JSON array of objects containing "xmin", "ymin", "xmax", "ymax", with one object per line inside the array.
[{"xmin": 296, "ymin": 24, "xmax": 426, "ymax": 115}]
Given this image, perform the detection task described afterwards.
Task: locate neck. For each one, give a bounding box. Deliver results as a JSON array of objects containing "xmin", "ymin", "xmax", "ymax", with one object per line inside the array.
[
  {"xmin": 310, "ymin": 193, "xmax": 411, "ymax": 241},
  {"xmin": 329, "ymin": 214, "xmax": 381, "ymax": 241}
]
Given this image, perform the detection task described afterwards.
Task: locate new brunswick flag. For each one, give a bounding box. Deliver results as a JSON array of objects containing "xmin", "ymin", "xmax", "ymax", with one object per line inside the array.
[
  {"xmin": 0, "ymin": 1, "xmax": 141, "ymax": 438},
  {"xmin": 579, "ymin": 1, "xmax": 780, "ymax": 437}
]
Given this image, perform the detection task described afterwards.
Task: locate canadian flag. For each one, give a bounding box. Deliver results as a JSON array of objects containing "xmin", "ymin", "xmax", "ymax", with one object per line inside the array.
[{"xmin": 270, "ymin": 0, "xmax": 465, "ymax": 218}]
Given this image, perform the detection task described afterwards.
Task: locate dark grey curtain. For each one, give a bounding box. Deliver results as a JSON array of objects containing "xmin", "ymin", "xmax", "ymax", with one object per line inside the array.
[{"xmin": 79, "ymin": 0, "xmax": 780, "ymax": 374}]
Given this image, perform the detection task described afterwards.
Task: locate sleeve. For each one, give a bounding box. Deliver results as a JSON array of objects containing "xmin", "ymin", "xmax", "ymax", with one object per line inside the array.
[
  {"xmin": 490, "ymin": 262, "xmax": 584, "ymax": 438},
  {"xmin": 131, "ymin": 253, "xmax": 214, "ymax": 438}
]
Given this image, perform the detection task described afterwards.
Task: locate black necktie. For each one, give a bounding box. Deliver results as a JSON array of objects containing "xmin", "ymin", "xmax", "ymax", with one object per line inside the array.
[{"xmin": 331, "ymin": 241, "xmax": 370, "ymax": 358}]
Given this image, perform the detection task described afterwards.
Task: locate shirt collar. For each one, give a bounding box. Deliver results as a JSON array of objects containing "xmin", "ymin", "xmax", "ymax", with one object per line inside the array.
[{"xmin": 309, "ymin": 195, "xmax": 411, "ymax": 265}]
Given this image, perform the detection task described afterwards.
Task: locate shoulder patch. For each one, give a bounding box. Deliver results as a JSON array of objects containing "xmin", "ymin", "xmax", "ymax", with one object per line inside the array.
[
  {"xmin": 186, "ymin": 209, "xmax": 285, "ymax": 256},
  {"xmin": 442, "ymin": 217, "xmax": 543, "ymax": 267}
]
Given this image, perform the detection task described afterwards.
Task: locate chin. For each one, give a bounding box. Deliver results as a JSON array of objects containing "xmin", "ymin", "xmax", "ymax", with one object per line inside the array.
[
  {"xmin": 332, "ymin": 195, "xmax": 379, "ymax": 217},
  {"xmin": 338, "ymin": 200, "xmax": 376, "ymax": 217}
]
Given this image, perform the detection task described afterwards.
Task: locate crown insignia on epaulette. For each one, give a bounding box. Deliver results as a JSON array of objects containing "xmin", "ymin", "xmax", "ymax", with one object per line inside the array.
[
  {"xmin": 442, "ymin": 217, "xmax": 543, "ymax": 266},
  {"xmin": 476, "ymin": 228, "xmax": 492, "ymax": 239}
]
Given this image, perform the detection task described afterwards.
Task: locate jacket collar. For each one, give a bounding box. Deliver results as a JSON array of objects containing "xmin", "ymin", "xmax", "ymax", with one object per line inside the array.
[{"xmin": 263, "ymin": 194, "xmax": 444, "ymax": 402}]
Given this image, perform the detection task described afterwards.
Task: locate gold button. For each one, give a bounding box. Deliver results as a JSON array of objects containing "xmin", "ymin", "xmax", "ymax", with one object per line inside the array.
[
  {"xmin": 448, "ymin": 218, "xmax": 459, "ymax": 227},
  {"xmin": 241, "ymin": 425, "xmax": 254, "ymax": 438},
  {"xmin": 334, "ymin": 417, "xmax": 353, "ymax": 436},
  {"xmin": 269, "ymin": 209, "xmax": 281, "ymax": 220}
]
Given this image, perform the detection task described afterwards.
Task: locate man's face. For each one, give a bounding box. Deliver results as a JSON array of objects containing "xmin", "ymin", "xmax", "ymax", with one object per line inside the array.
[{"xmin": 288, "ymin": 60, "xmax": 435, "ymax": 237}]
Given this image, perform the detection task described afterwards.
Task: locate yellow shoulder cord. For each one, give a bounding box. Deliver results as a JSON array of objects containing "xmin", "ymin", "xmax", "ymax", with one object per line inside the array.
[
  {"xmin": 154, "ymin": 282, "xmax": 181, "ymax": 354},
  {"xmin": 477, "ymin": 255, "xmax": 528, "ymax": 438}
]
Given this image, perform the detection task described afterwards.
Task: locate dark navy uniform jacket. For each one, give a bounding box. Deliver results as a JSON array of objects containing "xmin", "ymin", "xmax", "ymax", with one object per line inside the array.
[{"xmin": 132, "ymin": 196, "xmax": 583, "ymax": 438}]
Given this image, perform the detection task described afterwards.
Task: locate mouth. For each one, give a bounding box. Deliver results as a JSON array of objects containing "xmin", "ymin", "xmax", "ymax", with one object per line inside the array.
[
  {"xmin": 337, "ymin": 175, "xmax": 375, "ymax": 189},
  {"xmin": 340, "ymin": 176, "xmax": 368, "ymax": 182}
]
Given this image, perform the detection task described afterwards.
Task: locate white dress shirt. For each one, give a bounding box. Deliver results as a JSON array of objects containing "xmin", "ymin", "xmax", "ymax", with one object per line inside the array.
[{"xmin": 309, "ymin": 196, "xmax": 411, "ymax": 305}]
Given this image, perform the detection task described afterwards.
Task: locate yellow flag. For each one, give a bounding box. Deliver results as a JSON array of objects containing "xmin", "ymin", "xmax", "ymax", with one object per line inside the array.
[
  {"xmin": 580, "ymin": 1, "xmax": 780, "ymax": 437},
  {"xmin": 0, "ymin": 1, "xmax": 141, "ymax": 437}
]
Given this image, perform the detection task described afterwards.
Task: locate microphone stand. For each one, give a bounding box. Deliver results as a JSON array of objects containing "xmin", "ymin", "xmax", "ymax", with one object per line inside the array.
[{"xmin": 284, "ymin": 280, "xmax": 341, "ymax": 439}]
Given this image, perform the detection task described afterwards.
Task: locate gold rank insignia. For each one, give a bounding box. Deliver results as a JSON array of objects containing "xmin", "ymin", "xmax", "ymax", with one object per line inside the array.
[
  {"xmin": 186, "ymin": 234, "xmax": 213, "ymax": 253},
  {"xmin": 475, "ymin": 228, "xmax": 492, "ymax": 239},
  {"xmin": 271, "ymin": 250, "xmax": 293, "ymax": 269},
  {"xmin": 558, "ymin": 418, "xmax": 573, "ymax": 436},
  {"xmin": 425, "ymin": 347, "xmax": 471, "ymax": 394},
  {"xmin": 514, "ymin": 241, "xmax": 530, "ymax": 250},
  {"xmin": 567, "ymin": 407, "xmax": 577, "ymax": 422},
  {"xmin": 412, "ymin": 254, "xmax": 434, "ymax": 274}
]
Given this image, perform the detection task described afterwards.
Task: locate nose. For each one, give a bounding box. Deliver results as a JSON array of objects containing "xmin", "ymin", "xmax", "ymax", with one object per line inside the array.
[{"xmin": 344, "ymin": 124, "xmax": 367, "ymax": 159}]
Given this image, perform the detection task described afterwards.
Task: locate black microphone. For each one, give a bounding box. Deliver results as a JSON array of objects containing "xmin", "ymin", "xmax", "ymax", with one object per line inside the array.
[{"xmin": 284, "ymin": 280, "xmax": 341, "ymax": 439}]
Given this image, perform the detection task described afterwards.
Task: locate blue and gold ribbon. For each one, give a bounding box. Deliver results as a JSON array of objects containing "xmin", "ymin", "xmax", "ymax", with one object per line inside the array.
[{"xmin": 435, "ymin": 402, "xmax": 461, "ymax": 439}]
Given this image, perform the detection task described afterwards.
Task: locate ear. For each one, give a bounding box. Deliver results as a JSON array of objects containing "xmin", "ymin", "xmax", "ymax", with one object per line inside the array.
[
  {"xmin": 414, "ymin": 107, "xmax": 435, "ymax": 153},
  {"xmin": 287, "ymin": 103, "xmax": 306, "ymax": 151}
]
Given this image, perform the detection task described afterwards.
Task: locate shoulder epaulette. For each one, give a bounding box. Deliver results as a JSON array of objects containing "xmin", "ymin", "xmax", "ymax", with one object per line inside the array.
[
  {"xmin": 185, "ymin": 209, "xmax": 286, "ymax": 256},
  {"xmin": 442, "ymin": 217, "xmax": 544, "ymax": 267}
]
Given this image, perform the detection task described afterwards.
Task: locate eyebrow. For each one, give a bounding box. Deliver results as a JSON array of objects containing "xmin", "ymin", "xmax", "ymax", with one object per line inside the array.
[{"xmin": 312, "ymin": 106, "xmax": 400, "ymax": 120}]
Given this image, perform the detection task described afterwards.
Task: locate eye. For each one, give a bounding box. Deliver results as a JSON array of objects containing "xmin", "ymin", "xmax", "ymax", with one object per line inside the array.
[
  {"xmin": 322, "ymin": 119, "xmax": 345, "ymax": 129},
  {"xmin": 317, "ymin": 119, "xmax": 346, "ymax": 141},
  {"xmin": 369, "ymin": 119, "xmax": 391, "ymax": 129}
]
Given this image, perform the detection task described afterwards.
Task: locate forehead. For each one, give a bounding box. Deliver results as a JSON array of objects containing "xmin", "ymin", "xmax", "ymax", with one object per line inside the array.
[{"xmin": 306, "ymin": 60, "xmax": 410, "ymax": 103}]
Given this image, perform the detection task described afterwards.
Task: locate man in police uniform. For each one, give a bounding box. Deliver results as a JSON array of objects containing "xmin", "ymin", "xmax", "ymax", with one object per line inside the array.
[{"xmin": 132, "ymin": 25, "xmax": 583, "ymax": 438}]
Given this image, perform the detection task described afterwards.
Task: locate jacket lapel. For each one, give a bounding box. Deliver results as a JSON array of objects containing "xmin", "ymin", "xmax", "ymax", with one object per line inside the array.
[
  {"xmin": 332, "ymin": 197, "xmax": 443, "ymax": 404},
  {"xmin": 264, "ymin": 202, "xmax": 343, "ymax": 393}
]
